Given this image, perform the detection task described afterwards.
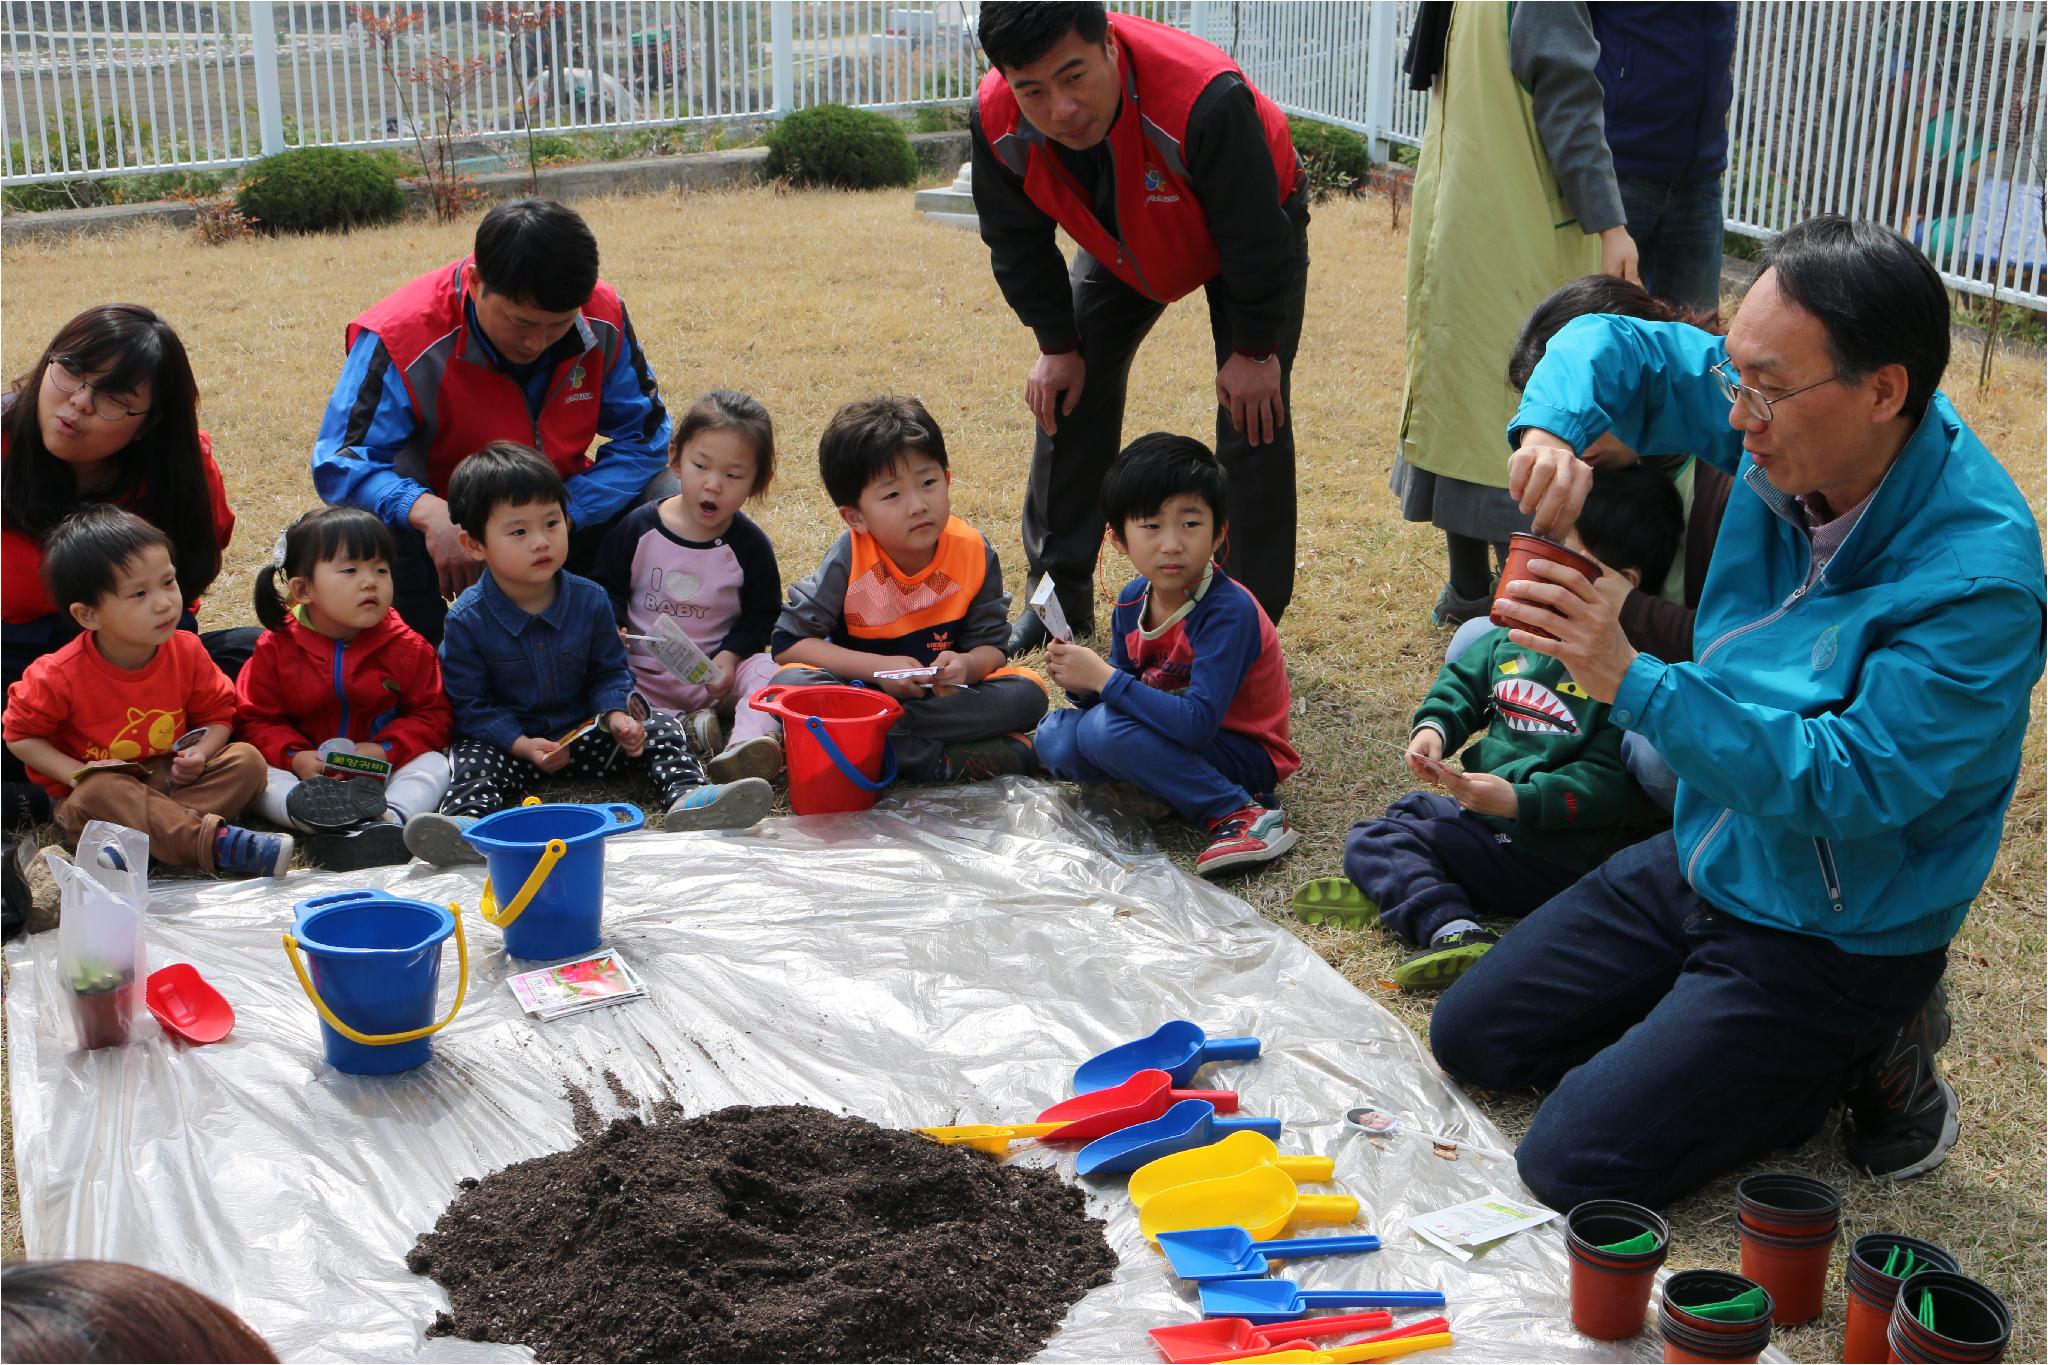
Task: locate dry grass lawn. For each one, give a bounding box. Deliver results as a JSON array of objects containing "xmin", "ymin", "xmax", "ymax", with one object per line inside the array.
[{"xmin": 3, "ymin": 185, "xmax": 2043, "ymax": 1360}]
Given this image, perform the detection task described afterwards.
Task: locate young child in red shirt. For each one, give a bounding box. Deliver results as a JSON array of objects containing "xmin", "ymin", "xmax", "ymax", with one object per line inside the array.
[
  {"xmin": 237, "ymin": 506, "xmax": 453, "ymax": 870},
  {"xmin": 3, "ymin": 506, "xmax": 290, "ymax": 876}
]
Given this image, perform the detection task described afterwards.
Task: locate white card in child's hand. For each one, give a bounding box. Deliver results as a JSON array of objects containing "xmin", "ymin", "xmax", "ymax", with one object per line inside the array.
[{"xmin": 1029, "ymin": 579, "xmax": 1074, "ymax": 643}]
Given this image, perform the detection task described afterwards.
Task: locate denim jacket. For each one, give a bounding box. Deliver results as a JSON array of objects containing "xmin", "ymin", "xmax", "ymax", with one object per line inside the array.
[{"xmin": 439, "ymin": 570, "xmax": 634, "ymax": 752}]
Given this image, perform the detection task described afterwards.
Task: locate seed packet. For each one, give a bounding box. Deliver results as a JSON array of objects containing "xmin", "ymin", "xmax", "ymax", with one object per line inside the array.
[
  {"xmin": 1410, "ymin": 1191, "xmax": 1556, "ymax": 1261},
  {"xmin": 1029, "ymin": 578, "xmax": 1074, "ymax": 644},
  {"xmin": 507, "ymin": 950, "xmax": 648, "ymax": 1021}
]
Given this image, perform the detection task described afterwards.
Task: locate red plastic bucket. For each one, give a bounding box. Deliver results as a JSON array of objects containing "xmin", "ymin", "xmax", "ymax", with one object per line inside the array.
[{"xmin": 749, "ymin": 683, "xmax": 904, "ymax": 815}]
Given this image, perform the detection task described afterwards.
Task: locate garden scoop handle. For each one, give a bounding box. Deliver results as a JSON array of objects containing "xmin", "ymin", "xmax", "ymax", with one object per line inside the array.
[
  {"xmin": 1250, "ymin": 1234, "xmax": 1382, "ymax": 1260},
  {"xmin": 1291, "ymin": 1194, "xmax": 1361, "ymax": 1225},
  {"xmin": 1253, "ymin": 1312, "xmax": 1394, "ymax": 1346},
  {"xmin": 1171, "ymin": 1086, "xmax": 1241, "ymax": 1114},
  {"xmin": 1229, "ymin": 1331, "xmax": 1455, "ymax": 1363},
  {"xmin": 1274, "ymin": 1155, "xmax": 1338, "ymax": 1183},
  {"xmin": 1211, "ymin": 1115, "xmax": 1284, "ymax": 1139},
  {"xmin": 1296, "ymin": 1289, "xmax": 1446, "ymax": 1310},
  {"xmin": 1201, "ymin": 1035, "xmax": 1263, "ymax": 1062}
]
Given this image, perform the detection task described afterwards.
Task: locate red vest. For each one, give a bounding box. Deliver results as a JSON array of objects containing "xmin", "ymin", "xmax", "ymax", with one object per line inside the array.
[
  {"xmin": 977, "ymin": 14, "xmax": 1300, "ymax": 303},
  {"xmin": 345, "ymin": 256, "xmax": 625, "ymax": 495}
]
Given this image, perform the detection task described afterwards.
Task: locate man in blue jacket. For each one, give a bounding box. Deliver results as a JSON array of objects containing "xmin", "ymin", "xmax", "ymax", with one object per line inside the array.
[{"xmin": 1430, "ymin": 216, "xmax": 2045, "ymax": 1208}]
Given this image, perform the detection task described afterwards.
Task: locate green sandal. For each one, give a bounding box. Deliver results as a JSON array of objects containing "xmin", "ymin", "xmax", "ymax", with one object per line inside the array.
[{"xmin": 1290, "ymin": 877, "xmax": 1378, "ymax": 929}]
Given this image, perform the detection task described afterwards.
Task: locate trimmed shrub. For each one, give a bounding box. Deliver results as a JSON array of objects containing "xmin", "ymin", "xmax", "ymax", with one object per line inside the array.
[
  {"xmin": 235, "ymin": 146, "xmax": 405, "ymax": 233},
  {"xmin": 1288, "ymin": 117, "xmax": 1372, "ymax": 202},
  {"xmin": 764, "ymin": 104, "xmax": 919, "ymax": 190}
]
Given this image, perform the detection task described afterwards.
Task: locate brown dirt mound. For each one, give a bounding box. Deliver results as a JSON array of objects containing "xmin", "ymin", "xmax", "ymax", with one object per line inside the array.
[{"xmin": 407, "ymin": 1102, "xmax": 1118, "ymax": 1362}]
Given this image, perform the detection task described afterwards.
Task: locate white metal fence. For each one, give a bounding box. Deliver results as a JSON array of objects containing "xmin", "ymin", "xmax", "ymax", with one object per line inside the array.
[{"xmin": 3, "ymin": 1, "xmax": 2043, "ymax": 309}]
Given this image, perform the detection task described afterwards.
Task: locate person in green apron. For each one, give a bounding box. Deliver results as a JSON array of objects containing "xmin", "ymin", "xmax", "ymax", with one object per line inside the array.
[{"xmin": 1393, "ymin": 1, "xmax": 1639, "ymax": 627}]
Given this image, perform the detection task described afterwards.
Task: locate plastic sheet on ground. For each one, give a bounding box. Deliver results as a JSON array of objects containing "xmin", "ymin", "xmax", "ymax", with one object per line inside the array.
[{"xmin": 6, "ymin": 781, "xmax": 1780, "ymax": 1362}]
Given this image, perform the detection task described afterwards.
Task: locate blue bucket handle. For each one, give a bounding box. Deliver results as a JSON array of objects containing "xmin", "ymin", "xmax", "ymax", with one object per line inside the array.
[
  {"xmin": 297, "ymin": 889, "xmax": 380, "ymax": 914},
  {"xmin": 803, "ymin": 714, "xmax": 898, "ymax": 793},
  {"xmin": 590, "ymin": 802, "xmax": 646, "ymax": 835}
]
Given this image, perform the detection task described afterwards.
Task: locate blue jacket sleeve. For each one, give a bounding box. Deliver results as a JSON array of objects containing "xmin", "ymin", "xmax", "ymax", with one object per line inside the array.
[
  {"xmin": 567, "ymin": 303, "xmax": 671, "ymax": 529},
  {"xmin": 581, "ymin": 586, "xmax": 637, "ymax": 717},
  {"xmin": 310, "ymin": 331, "xmax": 433, "ymax": 529},
  {"xmin": 1098, "ymin": 592, "xmax": 1260, "ymax": 749},
  {"xmin": 1614, "ymin": 575, "xmax": 2048, "ymax": 839},
  {"xmin": 1510, "ymin": 316, "xmax": 1748, "ymax": 476},
  {"xmin": 438, "ymin": 609, "xmax": 525, "ymax": 751}
]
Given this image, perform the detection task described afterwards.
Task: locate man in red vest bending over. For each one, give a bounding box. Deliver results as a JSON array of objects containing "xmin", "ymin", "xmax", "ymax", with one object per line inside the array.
[
  {"xmin": 973, "ymin": 2, "xmax": 1308, "ymax": 654},
  {"xmin": 311, "ymin": 198, "xmax": 672, "ymax": 643}
]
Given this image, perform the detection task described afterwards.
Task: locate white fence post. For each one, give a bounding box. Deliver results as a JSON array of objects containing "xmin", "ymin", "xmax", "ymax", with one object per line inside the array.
[
  {"xmin": 249, "ymin": 1, "xmax": 287, "ymax": 156},
  {"xmin": 771, "ymin": 1, "xmax": 795, "ymax": 117},
  {"xmin": 1362, "ymin": 1, "xmax": 1394, "ymax": 161}
]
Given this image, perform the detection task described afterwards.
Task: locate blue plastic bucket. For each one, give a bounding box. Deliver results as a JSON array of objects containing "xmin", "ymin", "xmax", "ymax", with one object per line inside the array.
[
  {"xmin": 462, "ymin": 802, "xmax": 644, "ymax": 960},
  {"xmin": 282, "ymin": 890, "xmax": 468, "ymax": 1075}
]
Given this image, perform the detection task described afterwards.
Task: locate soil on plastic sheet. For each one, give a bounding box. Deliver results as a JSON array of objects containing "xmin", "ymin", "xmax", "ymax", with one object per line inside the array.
[{"xmin": 408, "ymin": 1101, "xmax": 1118, "ymax": 1363}]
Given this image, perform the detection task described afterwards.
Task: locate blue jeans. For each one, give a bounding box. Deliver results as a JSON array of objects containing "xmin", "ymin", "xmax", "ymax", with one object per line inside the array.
[
  {"xmin": 1430, "ymin": 832, "xmax": 1946, "ymax": 1209},
  {"xmin": 1343, "ymin": 791, "xmax": 1581, "ymax": 945},
  {"xmin": 1036, "ymin": 704, "xmax": 1275, "ymax": 825},
  {"xmin": 1616, "ymin": 174, "xmax": 1726, "ymax": 312}
]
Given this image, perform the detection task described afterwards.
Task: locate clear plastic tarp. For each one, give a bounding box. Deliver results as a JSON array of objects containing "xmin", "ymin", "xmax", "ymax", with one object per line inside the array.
[{"xmin": 6, "ymin": 781, "xmax": 1778, "ymax": 1362}]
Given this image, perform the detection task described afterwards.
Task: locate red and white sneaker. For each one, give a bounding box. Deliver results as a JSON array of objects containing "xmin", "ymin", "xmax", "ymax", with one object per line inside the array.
[{"xmin": 1196, "ymin": 805, "xmax": 1298, "ymax": 877}]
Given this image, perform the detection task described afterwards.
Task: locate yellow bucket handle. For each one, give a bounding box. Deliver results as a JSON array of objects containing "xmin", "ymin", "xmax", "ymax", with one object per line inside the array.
[
  {"xmin": 281, "ymin": 903, "xmax": 469, "ymax": 1047},
  {"xmin": 478, "ymin": 837, "xmax": 568, "ymax": 929}
]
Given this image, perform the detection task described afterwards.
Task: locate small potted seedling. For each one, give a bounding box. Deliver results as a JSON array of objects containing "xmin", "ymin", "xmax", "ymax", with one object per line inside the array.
[{"xmin": 68, "ymin": 958, "xmax": 138, "ymax": 1049}]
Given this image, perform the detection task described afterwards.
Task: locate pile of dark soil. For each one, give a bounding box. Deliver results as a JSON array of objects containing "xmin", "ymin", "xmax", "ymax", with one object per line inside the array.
[{"xmin": 408, "ymin": 1102, "xmax": 1118, "ymax": 1362}]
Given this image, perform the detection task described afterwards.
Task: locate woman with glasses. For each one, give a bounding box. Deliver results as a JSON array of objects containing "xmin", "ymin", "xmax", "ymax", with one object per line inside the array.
[{"xmin": 0, "ymin": 304, "xmax": 241, "ymax": 825}]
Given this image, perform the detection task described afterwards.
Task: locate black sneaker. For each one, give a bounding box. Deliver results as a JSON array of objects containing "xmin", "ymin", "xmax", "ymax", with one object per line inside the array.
[
  {"xmin": 1394, "ymin": 928, "xmax": 1500, "ymax": 992},
  {"xmin": 304, "ymin": 821, "xmax": 410, "ymax": 871},
  {"xmin": 943, "ymin": 732, "xmax": 1039, "ymax": 782},
  {"xmin": 286, "ymin": 776, "xmax": 388, "ymax": 832},
  {"xmin": 1843, "ymin": 982, "xmax": 1958, "ymax": 1179}
]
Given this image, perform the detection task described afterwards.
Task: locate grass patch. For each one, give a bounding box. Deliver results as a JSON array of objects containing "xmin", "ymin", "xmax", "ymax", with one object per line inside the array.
[{"xmin": 2, "ymin": 187, "xmax": 2041, "ymax": 1359}]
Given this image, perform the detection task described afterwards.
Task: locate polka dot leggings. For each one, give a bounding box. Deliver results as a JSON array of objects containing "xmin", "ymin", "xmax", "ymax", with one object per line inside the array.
[{"xmin": 440, "ymin": 712, "xmax": 706, "ymax": 817}]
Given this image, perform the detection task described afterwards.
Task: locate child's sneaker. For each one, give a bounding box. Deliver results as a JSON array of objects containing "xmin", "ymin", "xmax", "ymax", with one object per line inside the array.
[
  {"xmin": 707, "ymin": 734, "xmax": 784, "ymax": 784},
  {"xmin": 1196, "ymin": 805, "xmax": 1298, "ymax": 877},
  {"xmin": 665, "ymin": 778, "xmax": 773, "ymax": 832},
  {"xmin": 305, "ymin": 820, "xmax": 410, "ymax": 871},
  {"xmin": 684, "ymin": 708, "xmax": 724, "ymax": 758},
  {"xmin": 212, "ymin": 825, "xmax": 294, "ymax": 878},
  {"xmin": 286, "ymin": 775, "xmax": 387, "ymax": 832},
  {"xmin": 942, "ymin": 732, "xmax": 1038, "ymax": 782},
  {"xmin": 1394, "ymin": 927, "xmax": 1500, "ymax": 991},
  {"xmin": 403, "ymin": 812, "xmax": 484, "ymax": 867},
  {"xmin": 1290, "ymin": 876, "xmax": 1377, "ymax": 929}
]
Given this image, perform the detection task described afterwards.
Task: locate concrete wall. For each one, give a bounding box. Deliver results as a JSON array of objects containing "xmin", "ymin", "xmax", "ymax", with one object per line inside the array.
[{"xmin": 0, "ymin": 131, "xmax": 972, "ymax": 247}]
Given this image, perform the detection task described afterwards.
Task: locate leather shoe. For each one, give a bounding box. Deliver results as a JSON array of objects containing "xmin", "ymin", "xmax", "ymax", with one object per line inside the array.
[{"xmin": 1006, "ymin": 610, "xmax": 1052, "ymax": 657}]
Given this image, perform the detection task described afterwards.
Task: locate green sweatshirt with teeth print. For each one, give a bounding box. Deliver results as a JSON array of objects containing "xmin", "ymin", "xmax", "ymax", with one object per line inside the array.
[{"xmin": 1409, "ymin": 626, "xmax": 1647, "ymax": 874}]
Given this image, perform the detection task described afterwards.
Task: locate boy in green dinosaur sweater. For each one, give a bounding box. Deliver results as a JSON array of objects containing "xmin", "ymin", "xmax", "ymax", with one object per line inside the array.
[{"xmin": 1331, "ymin": 466, "xmax": 1681, "ymax": 990}]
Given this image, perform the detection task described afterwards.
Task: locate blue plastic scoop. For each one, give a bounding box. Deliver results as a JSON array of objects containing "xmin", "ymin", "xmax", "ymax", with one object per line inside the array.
[
  {"xmin": 1074, "ymin": 1020, "xmax": 1262, "ymax": 1091},
  {"xmin": 1074, "ymin": 1099, "xmax": 1281, "ymax": 1178},
  {"xmin": 1199, "ymin": 1278, "xmax": 1446, "ymax": 1323},
  {"xmin": 1158, "ymin": 1226, "xmax": 1384, "ymax": 1282}
]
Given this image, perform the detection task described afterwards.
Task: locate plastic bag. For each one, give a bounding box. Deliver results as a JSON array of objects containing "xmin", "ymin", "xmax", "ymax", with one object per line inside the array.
[{"xmin": 48, "ymin": 821, "xmax": 149, "ymax": 1049}]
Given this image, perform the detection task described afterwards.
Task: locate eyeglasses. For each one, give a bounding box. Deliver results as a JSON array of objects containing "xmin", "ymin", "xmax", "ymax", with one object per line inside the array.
[
  {"xmin": 46, "ymin": 360, "xmax": 148, "ymax": 422},
  {"xmin": 1711, "ymin": 358, "xmax": 1837, "ymax": 424}
]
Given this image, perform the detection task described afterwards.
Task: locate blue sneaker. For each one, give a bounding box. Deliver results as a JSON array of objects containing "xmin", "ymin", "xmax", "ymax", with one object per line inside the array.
[
  {"xmin": 664, "ymin": 778, "xmax": 773, "ymax": 832},
  {"xmin": 212, "ymin": 825, "xmax": 294, "ymax": 879},
  {"xmin": 403, "ymin": 812, "xmax": 484, "ymax": 867}
]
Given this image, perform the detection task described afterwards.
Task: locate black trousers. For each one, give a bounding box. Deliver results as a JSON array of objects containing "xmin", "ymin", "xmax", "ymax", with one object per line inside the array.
[{"xmin": 1023, "ymin": 231, "xmax": 1308, "ymax": 631}]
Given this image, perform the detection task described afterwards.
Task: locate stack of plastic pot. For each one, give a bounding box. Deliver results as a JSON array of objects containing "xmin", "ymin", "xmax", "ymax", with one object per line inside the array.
[
  {"xmin": 1565, "ymin": 1199, "xmax": 1670, "ymax": 1339},
  {"xmin": 1733, "ymin": 1172, "xmax": 1839, "ymax": 1325},
  {"xmin": 1657, "ymin": 1269, "xmax": 1774, "ymax": 1364},
  {"xmin": 1843, "ymin": 1234, "xmax": 1959, "ymax": 1362},
  {"xmin": 1887, "ymin": 1269, "xmax": 2013, "ymax": 1363}
]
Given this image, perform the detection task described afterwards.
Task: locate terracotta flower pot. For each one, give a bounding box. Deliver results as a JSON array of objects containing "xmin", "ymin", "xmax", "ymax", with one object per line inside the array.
[
  {"xmin": 1844, "ymin": 1235, "xmax": 1960, "ymax": 1364},
  {"xmin": 70, "ymin": 983, "xmax": 137, "ymax": 1050},
  {"xmin": 1659, "ymin": 1270, "xmax": 1774, "ymax": 1365},
  {"xmin": 1734, "ymin": 1171, "xmax": 1840, "ymax": 1238},
  {"xmin": 1886, "ymin": 1270, "xmax": 2012, "ymax": 1363},
  {"xmin": 1488, "ymin": 532, "xmax": 1602, "ymax": 639},
  {"xmin": 1566, "ymin": 1199, "xmax": 1669, "ymax": 1340},
  {"xmin": 1737, "ymin": 1219, "xmax": 1837, "ymax": 1326}
]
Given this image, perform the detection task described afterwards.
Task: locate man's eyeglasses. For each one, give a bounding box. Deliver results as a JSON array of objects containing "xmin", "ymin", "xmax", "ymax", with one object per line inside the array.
[
  {"xmin": 46, "ymin": 360, "xmax": 148, "ymax": 422},
  {"xmin": 1712, "ymin": 358, "xmax": 1837, "ymax": 423}
]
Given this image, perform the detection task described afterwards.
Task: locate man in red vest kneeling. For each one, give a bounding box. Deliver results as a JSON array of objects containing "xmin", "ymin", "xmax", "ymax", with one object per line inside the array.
[
  {"xmin": 311, "ymin": 198, "xmax": 672, "ymax": 643},
  {"xmin": 972, "ymin": 2, "xmax": 1309, "ymax": 654}
]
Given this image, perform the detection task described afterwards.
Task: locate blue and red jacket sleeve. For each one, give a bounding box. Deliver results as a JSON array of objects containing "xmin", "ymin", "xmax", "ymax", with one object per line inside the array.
[
  {"xmin": 566, "ymin": 302, "xmax": 670, "ymax": 529},
  {"xmin": 1099, "ymin": 587, "xmax": 1261, "ymax": 749},
  {"xmin": 311, "ymin": 330, "xmax": 434, "ymax": 530}
]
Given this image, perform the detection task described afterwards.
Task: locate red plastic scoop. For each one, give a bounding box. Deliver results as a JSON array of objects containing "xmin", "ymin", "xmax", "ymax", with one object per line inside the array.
[
  {"xmin": 1036, "ymin": 1068, "xmax": 1239, "ymax": 1142},
  {"xmin": 146, "ymin": 963, "xmax": 234, "ymax": 1045},
  {"xmin": 1148, "ymin": 1311, "xmax": 1395, "ymax": 1364}
]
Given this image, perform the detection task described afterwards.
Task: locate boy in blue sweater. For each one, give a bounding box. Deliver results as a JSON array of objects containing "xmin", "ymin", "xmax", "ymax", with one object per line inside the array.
[
  {"xmin": 403, "ymin": 443, "xmax": 769, "ymax": 865},
  {"xmin": 1038, "ymin": 434, "xmax": 1300, "ymax": 877}
]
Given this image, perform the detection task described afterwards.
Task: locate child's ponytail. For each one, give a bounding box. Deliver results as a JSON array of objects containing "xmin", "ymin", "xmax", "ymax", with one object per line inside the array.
[{"xmin": 256, "ymin": 506, "xmax": 397, "ymax": 634}]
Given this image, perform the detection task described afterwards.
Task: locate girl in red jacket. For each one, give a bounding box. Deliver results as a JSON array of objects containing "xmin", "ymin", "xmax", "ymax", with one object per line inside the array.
[{"xmin": 236, "ymin": 507, "xmax": 452, "ymax": 869}]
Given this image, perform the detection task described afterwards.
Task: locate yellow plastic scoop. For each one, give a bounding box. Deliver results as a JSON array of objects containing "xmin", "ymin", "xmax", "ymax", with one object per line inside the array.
[
  {"xmin": 1224, "ymin": 1330, "xmax": 1454, "ymax": 1363},
  {"xmin": 1140, "ymin": 1164, "xmax": 1360, "ymax": 1243},
  {"xmin": 916, "ymin": 1123, "xmax": 1064, "ymax": 1157},
  {"xmin": 1131, "ymin": 1130, "xmax": 1337, "ymax": 1209}
]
